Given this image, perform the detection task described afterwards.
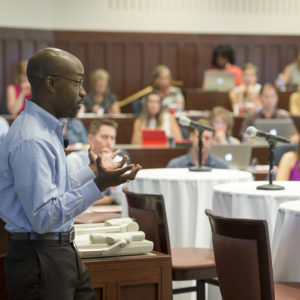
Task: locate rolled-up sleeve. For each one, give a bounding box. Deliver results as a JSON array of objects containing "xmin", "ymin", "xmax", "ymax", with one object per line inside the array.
[{"xmin": 10, "ymin": 140, "xmax": 102, "ymax": 233}]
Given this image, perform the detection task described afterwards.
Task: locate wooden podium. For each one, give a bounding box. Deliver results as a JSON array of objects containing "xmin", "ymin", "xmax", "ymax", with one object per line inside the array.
[{"xmin": 85, "ymin": 252, "xmax": 172, "ymax": 300}]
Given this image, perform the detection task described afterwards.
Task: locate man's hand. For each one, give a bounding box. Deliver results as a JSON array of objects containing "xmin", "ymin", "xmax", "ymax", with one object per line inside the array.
[
  {"xmin": 88, "ymin": 145, "xmax": 129, "ymax": 175},
  {"xmin": 94, "ymin": 155, "xmax": 141, "ymax": 191}
]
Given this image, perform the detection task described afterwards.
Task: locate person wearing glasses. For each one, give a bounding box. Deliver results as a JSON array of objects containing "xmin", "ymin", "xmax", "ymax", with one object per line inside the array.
[
  {"xmin": 209, "ymin": 106, "xmax": 240, "ymax": 145},
  {"xmin": 0, "ymin": 47, "xmax": 141, "ymax": 299},
  {"xmin": 83, "ymin": 68, "xmax": 120, "ymax": 115},
  {"xmin": 6, "ymin": 60, "xmax": 32, "ymax": 115}
]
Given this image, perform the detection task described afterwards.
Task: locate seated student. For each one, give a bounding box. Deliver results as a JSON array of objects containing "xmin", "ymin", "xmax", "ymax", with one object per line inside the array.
[
  {"xmin": 132, "ymin": 65, "xmax": 185, "ymax": 115},
  {"xmin": 6, "ymin": 60, "xmax": 32, "ymax": 115},
  {"xmin": 276, "ymin": 49, "xmax": 300, "ymax": 90},
  {"xmin": 83, "ymin": 69, "xmax": 120, "ymax": 114},
  {"xmin": 0, "ymin": 117, "xmax": 9, "ymax": 142},
  {"xmin": 209, "ymin": 106, "xmax": 240, "ymax": 145},
  {"xmin": 131, "ymin": 91, "xmax": 182, "ymax": 144},
  {"xmin": 67, "ymin": 119, "xmax": 126, "ymax": 207},
  {"xmin": 240, "ymin": 83, "xmax": 298, "ymax": 142},
  {"xmin": 229, "ymin": 62, "xmax": 262, "ymax": 115},
  {"xmin": 276, "ymin": 140, "xmax": 300, "ymax": 181},
  {"xmin": 205, "ymin": 44, "xmax": 243, "ymax": 87},
  {"xmin": 166, "ymin": 120, "xmax": 229, "ymax": 169}
]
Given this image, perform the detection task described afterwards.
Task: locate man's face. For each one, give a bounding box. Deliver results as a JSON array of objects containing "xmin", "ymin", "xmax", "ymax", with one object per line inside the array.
[
  {"xmin": 260, "ymin": 86, "xmax": 278, "ymax": 112},
  {"xmin": 88, "ymin": 125, "xmax": 116, "ymax": 154},
  {"xmin": 191, "ymin": 129, "xmax": 214, "ymax": 154},
  {"xmin": 53, "ymin": 58, "xmax": 86, "ymax": 118}
]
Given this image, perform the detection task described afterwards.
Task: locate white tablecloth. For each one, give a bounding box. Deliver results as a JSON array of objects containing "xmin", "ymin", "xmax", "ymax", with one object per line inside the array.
[
  {"xmin": 212, "ymin": 181, "xmax": 300, "ymax": 246},
  {"xmin": 127, "ymin": 168, "xmax": 253, "ymax": 249},
  {"xmin": 273, "ymin": 200, "xmax": 300, "ymax": 282}
]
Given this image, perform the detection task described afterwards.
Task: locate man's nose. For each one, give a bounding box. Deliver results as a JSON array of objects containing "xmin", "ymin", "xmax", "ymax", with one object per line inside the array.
[{"xmin": 79, "ymin": 86, "xmax": 86, "ymax": 97}]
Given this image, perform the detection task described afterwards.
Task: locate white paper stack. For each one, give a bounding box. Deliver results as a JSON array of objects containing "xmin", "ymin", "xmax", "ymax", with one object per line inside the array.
[{"xmin": 74, "ymin": 218, "xmax": 154, "ymax": 258}]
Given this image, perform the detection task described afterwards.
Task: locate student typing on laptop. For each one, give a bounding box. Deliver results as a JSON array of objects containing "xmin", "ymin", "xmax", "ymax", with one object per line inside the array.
[{"xmin": 240, "ymin": 83, "xmax": 299, "ymax": 143}]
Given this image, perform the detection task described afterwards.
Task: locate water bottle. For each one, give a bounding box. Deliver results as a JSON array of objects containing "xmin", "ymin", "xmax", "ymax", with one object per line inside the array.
[{"xmin": 277, "ymin": 73, "xmax": 286, "ymax": 92}]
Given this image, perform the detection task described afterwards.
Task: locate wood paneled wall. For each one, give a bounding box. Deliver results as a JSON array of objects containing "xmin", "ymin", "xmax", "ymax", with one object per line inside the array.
[{"xmin": 1, "ymin": 27, "xmax": 300, "ymax": 113}]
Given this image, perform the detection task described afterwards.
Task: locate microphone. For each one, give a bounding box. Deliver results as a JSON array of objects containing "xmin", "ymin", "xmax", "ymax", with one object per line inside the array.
[
  {"xmin": 179, "ymin": 117, "xmax": 215, "ymax": 132},
  {"xmin": 246, "ymin": 126, "xmax": 290, "ymax": 144}
]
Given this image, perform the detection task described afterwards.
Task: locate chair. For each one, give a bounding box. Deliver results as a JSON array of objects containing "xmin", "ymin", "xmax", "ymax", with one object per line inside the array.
[
  {"xmin": 205, "ymin": 209, "xmax": 300, "ymax": 300},
  {"xmin": 123, "ymin": 188, "xmax": 217, "ymax": 299}
]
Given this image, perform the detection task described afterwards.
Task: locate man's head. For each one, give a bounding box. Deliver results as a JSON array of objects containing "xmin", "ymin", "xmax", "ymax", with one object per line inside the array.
[
  {"xmin": 259, "ymin": 83, "xmax": 278, "ymax": 112},
  {"xmin": 190, "ymin": 120, "xmax": 214, "ymax": 155},
  {"xmin": 88, "ymin": 119, "xmax": 118, "ymax": 154},
  {"xmin": 27, "ymin": 47, "xmax": 86, "ymax": 118}
]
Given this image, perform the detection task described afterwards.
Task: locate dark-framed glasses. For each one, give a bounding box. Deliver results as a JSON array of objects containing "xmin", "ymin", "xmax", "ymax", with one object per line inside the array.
[{"xmin": 48, "ymin": 74, "xmax": 84, "ymax": 87}]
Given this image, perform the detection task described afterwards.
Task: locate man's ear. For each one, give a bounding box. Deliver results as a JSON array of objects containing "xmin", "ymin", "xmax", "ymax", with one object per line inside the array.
[{"xmin": 44, "ymin": 76, "xmax": 56, "ymax": 93}]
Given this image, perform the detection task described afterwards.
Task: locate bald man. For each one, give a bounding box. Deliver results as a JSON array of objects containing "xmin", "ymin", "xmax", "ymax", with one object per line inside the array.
[{"xmin": 0, "ymin": 48, "xmax": 141, "ymax": 300}]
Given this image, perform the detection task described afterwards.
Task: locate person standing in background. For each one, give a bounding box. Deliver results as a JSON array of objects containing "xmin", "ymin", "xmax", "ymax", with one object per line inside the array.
[
  {"xmin": 83, "ymin": 68, "xmax": 120, "ymax": 114},
  {"xmin": 6, "ymin": 60, "xmax": 32, "ymax": 115}
]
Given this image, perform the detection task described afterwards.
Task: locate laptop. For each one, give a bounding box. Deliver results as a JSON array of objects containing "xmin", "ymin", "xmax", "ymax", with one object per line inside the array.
[
  {"xmin": 209, "ymin": 144, "xmax": 252, "ymax": 170},
  {"xmin": 204, "ymin": 70, "xmax": 235, "ymax": 91},
  {"xmin": 254, "ymin": 119, "xmax": 293, "ymax": 140},
  {"xmin": 142, "ymin": 129, "xmax": 168, "ymax": 146}
]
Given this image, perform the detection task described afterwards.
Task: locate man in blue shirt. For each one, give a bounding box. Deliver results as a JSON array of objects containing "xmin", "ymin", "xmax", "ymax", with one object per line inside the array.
[
  {"xmin": 0, "ymin": 48, "xmax": 141, "ymax": 300},
  {"xmin": 167, "ymin": 126, "xmax": 229, "ymax": 169}
]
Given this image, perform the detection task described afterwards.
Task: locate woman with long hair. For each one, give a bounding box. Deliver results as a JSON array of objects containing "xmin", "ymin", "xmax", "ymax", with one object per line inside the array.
[{"xmin": 131, "ymin": 91, "xmax": 182, "ymax": 144}]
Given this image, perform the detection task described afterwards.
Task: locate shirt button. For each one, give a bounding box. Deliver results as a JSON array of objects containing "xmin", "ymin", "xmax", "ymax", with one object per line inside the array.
[{"xmin": 51, "ymin": 130, "xmax": 54, "ymax": 134}]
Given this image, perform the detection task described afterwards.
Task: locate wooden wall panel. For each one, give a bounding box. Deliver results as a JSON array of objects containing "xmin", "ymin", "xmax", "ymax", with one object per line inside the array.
[
  {"xmin": 0, "ymin": 28, "xmax": 53, "ymax": 109},
  {"xmin": 1, "ymin": 27, "xmax": 300, "ymax": 113}
]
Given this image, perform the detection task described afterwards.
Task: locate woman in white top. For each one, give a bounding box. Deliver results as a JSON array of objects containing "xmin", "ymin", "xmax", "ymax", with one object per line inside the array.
[
  {"xmin": 131, "ymin": 91, "xmax": 183, "ymax": 144},
  {"xmin": 229, "ymin": 62, "xmax": 261, "ymax": 116}
]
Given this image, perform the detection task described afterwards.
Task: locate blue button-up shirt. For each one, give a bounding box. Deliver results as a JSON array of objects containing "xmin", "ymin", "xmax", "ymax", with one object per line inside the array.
[{"xmin": 0, "ymin": 100, "xmax": 102, "ymax": 233}]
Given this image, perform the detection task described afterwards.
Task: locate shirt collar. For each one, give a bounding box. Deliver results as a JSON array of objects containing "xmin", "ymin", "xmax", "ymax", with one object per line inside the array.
[{"xmin": 24, "ymin": 99, "xmax": 67, "ymax": 132}]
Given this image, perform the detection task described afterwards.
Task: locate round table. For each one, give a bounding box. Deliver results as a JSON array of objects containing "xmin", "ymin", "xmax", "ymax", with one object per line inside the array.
[
  {"xmin": 273, "ymin": 200, "xmax": 300, "ymax": 283},
  {"xmin": 127, "ymin": 168, "xmax": 253, "ymax": 249},
  {"xmin": 212, "ymin": 181, "xmax": 300, "ymax": 246}
]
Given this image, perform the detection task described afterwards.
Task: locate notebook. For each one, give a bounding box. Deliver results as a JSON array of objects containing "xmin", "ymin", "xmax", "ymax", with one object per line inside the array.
[
  {"xmin": 209, "ymin": 144, "xmax": 252, "ymax": 170},
  {"xmin": 141, "ymin": 129, "xmax": 168, "ymax": 146},
  {"xmin": 254, "ymin": 119, "xmax": 293, "ymax": 140},
  {"xmin": 203, "ymin": 70, "xmax": 235, "ymax": 91}
]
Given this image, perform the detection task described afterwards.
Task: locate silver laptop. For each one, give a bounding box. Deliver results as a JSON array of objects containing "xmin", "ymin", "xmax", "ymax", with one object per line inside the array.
[
  {"xmin": 254, "ymin": 119, "xmax": 293, "ymax": 140},
  {"xmin": 204, "ymin": 71, "xmax": 235, "ymax": 91},
  {"xmin": 209, "ymin": 144, "xmax": 252, "ymax": 170}
]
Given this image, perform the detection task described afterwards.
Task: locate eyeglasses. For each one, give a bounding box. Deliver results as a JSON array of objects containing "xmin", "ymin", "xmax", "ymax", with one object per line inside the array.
[{"xmin": 48, "ymin": 74, "xmax": 84, "ymax": 87}]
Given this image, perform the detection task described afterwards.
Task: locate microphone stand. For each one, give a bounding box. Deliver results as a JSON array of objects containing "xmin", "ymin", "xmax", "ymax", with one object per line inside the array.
[
  {"xmin": 256, "ymin": 138, "xmax": 284, "ymax": 190},
  {"xmin": 189, "ymin": 129, "xmax": 211, "ymax": 172}
]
